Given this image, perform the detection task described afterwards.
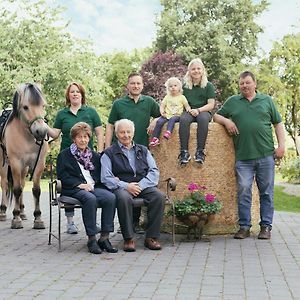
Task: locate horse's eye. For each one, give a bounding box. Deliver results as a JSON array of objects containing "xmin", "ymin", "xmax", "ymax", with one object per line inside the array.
[{"xmin": 23, "ymin": 105, "xmax": 29, "ymax": 110}]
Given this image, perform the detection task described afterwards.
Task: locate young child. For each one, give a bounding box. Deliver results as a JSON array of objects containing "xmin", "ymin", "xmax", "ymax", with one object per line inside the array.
[{"xmin": 149, "ymin": 77, "xmax": 191, "ymax": 147}]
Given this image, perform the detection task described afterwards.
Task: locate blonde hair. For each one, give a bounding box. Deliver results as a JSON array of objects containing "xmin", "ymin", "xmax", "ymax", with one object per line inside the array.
[
  {"xmin": 164, "ymin": 77, "xmax": 183, "ymax": 95},
  {"xmin": 183, "ymin": 58, "xmax": 208, "ymax": 89}
]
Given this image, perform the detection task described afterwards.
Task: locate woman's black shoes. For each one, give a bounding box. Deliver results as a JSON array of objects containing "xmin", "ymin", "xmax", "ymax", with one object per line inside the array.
[
  {"xmin": 87, "ymin": 239, "xmax": 102, "ymax": 254},
  {"xmin": 178, "ymin": 150, "xmax": 191, "ymax": 165},
  {"xmin": 98, "ymin": 239, "xmax": 118, "ymax": 253}
]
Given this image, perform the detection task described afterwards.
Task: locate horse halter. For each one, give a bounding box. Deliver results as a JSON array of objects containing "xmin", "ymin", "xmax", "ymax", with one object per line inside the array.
[{"xmin": 19, "ymin": 111, "xmax": 45, "ymax": 134}]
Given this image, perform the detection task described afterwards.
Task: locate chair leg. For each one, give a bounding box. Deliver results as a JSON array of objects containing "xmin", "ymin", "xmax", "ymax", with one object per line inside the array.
[
  {"xmin": 58, "ymin": 205, "xmax": 62, "ymax": 252},
  {"xmin": 48, "ymin": 183, "xmax": 53, "ymax": 245}
]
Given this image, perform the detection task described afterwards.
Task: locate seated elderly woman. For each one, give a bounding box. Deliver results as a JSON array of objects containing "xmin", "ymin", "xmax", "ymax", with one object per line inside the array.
[{"xmin": 56, "ymin": 122, "xmax": 117, "ymax": 254}]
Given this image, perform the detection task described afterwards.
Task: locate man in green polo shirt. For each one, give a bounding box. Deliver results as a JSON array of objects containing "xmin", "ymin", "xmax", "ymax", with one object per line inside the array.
[
  {"xmin": 105, "ymin": 73, "xmax": 160, "ymax": 147},
  {"xmin": 214, "ymin": 71, "xmax": 285, "ymax": 240},
  {"xmin": 105, "ymin": 73, "xmax": 160, "ymax": 232}
]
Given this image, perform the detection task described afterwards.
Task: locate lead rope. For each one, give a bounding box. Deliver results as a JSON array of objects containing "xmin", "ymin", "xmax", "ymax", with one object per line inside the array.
[{"xmin": 29, "ymin": 139, "xmax": 44, "ymax": 181}]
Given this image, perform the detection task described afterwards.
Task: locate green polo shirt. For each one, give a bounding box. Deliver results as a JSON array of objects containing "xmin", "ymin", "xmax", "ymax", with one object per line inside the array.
[
  {"xmin": 217, "ymin": 92, "xmax": 282, "ymax": 160},
  {"xmin": 53, "ymin": 105, "xmax": 102, "ymax": 151},
  {"xmin": 108, "ymin": 94, "xmax": 160, "ymax": 146},
  {"xmin": 183, "ymin": 81, "xmax": 216, "ymax": 109}
]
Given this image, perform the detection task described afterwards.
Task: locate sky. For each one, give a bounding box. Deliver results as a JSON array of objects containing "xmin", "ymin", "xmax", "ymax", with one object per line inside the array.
[{"xmin": 39, "ymin": 0, "xmax": 300, "ymax": 56}]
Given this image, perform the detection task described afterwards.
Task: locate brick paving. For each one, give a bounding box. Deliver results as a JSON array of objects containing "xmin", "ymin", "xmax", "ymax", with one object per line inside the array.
[{"xmin": 0, "ymin": 192, "xmax": 300, "ymax": 300}]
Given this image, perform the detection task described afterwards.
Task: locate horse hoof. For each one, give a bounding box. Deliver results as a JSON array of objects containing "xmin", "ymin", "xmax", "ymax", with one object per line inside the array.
[
  {"xmin": 0, "ymin": 214, "xmax": 6, "ymax": 221},
  {"xmin": 11, "ymin": 220, "xmax": 23, "ymax": 229},
  {"xmin": 33, "ymin": 220, "xmax": 45, "ymax": 229},
  {"xmin": 20, "ymin": 213, "xmax": 27, "ymax": 220}
]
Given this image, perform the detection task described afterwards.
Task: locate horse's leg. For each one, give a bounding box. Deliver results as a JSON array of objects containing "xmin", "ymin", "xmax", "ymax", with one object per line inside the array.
[
  {"xmin": 19, "ymin": 169, "xmax": 27, "ymax": 220},
  {"xmin": 32, "ymin": 166, "xmax": 45, "ymax": 229},
  {"xmin": 11, "ymin": 185, "xmax": 23, "ymax": 229},
  {"xmin": 0, "ymin": 167, "xmax": 8, "ymax": 221}
]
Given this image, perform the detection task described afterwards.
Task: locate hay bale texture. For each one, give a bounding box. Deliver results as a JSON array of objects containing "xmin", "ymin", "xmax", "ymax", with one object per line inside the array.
[{"xmin": 151, "ymin": 122, "xmax": 259, "ymax": 234}]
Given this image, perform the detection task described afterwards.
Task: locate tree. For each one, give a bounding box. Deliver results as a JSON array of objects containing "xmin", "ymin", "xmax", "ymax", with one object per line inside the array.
[
  {"xmin": 155, "ymin": 0, "xmax": 269, "ymax": 100},
  {"xmin": 260, "ymin": 33, "xmax": 300, "ymax": 154},
  {"xmin": 140, "ymin": 51, "xmax": 187, "ymax": 101}
]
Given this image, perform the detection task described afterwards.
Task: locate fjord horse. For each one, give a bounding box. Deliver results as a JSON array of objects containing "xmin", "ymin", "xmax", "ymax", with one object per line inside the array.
[{"xmin": 0, "ymin": 83, "xmax": 48, "ymax": 229}]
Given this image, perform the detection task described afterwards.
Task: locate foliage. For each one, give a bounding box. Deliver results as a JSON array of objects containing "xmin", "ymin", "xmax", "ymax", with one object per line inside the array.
[
  {"xmin": 280, "ymin": 156, "xmax": 300, "ymax": 183},
  {"xmin": 259, "ymin": 33, "xmax": 300, "ymax": 150},
  {"xmin": 155, "ymin": 0, "xmax": 269, "ymax": 100},
  {"xmin": 274, "ymin": 185, "xmax": 300, "ymax": 213},
  {"xmin": 169, "ymin": 182, "xmax": 222, "ymax": 217},
  {"xmin": 140, "ymin": 51, "xmax": 187, "ymax": 101}
]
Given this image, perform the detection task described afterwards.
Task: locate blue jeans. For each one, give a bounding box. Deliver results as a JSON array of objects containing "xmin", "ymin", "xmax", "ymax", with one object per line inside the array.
[
  {"xmin": 152, "ymin": 116, "xmax": 180, "ymax": 138},
  {"xmin": 70, "ymin": 188, "xmax": 116, "ymax": 236},
  {"xmin": 235, "ymin": 155, "xmax": 275, "ymax": 230}
]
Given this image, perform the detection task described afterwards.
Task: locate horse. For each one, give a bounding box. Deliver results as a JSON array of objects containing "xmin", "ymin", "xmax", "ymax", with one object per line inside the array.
[{"xmin": 0, "ymin": 83, "xmax": 48, "ymax": 229}]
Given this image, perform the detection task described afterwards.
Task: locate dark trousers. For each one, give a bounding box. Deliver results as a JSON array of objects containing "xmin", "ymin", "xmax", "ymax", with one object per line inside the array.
[
  {"xmin": 152, "ymin": 116, "xmax": 180, "ymax": 138},
  {"xmin": 114, "ymin": 187, "xmax": 165, "ymax": 239},
  {"xmin": 70, "ymin": 188, "xmax": 116, "ymax": 236},
  {"xmin": 179, "ymin": 111, "xmax": 212, "ymax": 151}
]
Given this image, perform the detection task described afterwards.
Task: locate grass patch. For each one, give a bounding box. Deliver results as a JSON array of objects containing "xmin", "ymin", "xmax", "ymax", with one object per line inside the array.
[
  {"xmin": 274, "ymin": 185, "xmax": 300, "ymax": 213},
  {"xmin": 24, "ymin": 179, "xmax": 49, "ymax": 192}
]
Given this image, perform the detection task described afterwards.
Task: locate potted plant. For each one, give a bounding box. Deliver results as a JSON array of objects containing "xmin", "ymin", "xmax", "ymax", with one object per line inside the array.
[{"xmin": 168, "ymin": 182, "xmax": 222, "ymax": 239}]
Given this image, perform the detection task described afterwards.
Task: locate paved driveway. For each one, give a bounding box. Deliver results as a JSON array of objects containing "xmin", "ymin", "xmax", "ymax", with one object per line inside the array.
[{"xmin": 0, "ymin": 192, "xmax": 300, "ymax": 300}]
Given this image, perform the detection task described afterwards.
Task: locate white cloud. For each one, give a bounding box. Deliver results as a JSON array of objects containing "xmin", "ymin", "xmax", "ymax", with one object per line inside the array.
[{"xmin": 256, "ymin": 0, "xmax": 300, "ymax": 54}]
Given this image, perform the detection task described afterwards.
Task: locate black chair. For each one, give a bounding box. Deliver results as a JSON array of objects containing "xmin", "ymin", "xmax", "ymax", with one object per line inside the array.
[{"xmin": 48, "ymin": 178, "xmax": 83, "ymax": 251}]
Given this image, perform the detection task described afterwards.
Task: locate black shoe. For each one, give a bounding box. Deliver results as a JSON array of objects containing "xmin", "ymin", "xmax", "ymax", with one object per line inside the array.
[
  {"xmin": 194, "ymin": 149, "xmax": 205, "ymax": 164},
  {"xmin": 98, "ymin": 239, "xmax": 118, "ymax": 253},
  {"xmin": 87, "ymin": 239, "xmax": 102, "ymax": 254},
  {"xmin": 178, "ymin": 150, "xmax": 191, "ymax": 165}
]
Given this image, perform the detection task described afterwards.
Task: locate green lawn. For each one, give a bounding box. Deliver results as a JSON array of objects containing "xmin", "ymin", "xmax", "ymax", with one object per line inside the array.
[
  {"xmin": 274, "ymin": 185, "xmax": 300, "ymax": 213},
  {"xmin": 24, "ymin": 179, "xmax": 49, "ymax": 192}
]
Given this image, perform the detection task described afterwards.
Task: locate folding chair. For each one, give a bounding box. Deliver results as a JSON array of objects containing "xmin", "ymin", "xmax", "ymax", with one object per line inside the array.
[{"xmin": 48, "ymin": 178, "xmax": 83, "ymax": 251}]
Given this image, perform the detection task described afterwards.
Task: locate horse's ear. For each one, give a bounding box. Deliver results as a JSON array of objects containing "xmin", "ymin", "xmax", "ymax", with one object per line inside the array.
[{"xmin": 12, "ymin": 91, "xmax": 19, "ymax": 117}]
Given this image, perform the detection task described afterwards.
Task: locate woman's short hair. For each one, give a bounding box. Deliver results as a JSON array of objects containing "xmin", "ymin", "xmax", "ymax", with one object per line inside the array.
[
  {"xmin": 65, "ymin": 82, "xmax": 86, "ymax": 106},
  {"xmin": 114, "ymin": 119, "xmax": 135, "ymax": 134},
  {"xmin": 165, "ymin": 77, "xmax": 183, "ymax": 95},
  {"xmin": 70, "ymin": 122, "xmax": 92, "ymax": 140},
  {"xmin": 183, "ymin": 58, "xmax": 208, "ymax": 89}
]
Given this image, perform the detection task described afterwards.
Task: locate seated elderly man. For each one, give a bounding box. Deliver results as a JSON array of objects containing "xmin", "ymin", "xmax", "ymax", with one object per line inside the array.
[{"xmin": 101, "ymin": 118, "xmax": 165, "ymax": 252}]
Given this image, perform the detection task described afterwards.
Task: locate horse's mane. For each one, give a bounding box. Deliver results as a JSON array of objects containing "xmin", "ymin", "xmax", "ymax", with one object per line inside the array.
[{"xmin": 10, "ymin": 83, "xmax": 45, "ymax": 121}]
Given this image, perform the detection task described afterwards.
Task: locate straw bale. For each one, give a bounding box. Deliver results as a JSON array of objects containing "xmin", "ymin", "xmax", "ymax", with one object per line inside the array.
[{"xmin": 151, "ymin": 122, "xmax": 260, "ymax": 234}]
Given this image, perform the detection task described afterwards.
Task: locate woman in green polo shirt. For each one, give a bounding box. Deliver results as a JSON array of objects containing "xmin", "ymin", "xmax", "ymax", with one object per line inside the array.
[
  {"xmin": 48, "ymin": 82, "xmax": 104, "ymax": 234},
  {"xmin": 178, "ymin": 58, "xmax": 216, "ymax": 165}
]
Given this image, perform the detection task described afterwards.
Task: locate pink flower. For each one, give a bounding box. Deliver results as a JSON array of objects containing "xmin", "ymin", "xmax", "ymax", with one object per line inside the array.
[
  {"xmin": 205, "ymin": 193, "xmax": 216, "ymax": 202},
  {"xmin": 188, "ymin": 183, "xmax": 199, "ymax": 191}
]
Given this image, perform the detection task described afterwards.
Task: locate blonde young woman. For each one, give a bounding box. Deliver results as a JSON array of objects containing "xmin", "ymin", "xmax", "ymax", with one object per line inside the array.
[{"xmin": 178, "ymin": 58, "xmax": 216, "ymax": 165}]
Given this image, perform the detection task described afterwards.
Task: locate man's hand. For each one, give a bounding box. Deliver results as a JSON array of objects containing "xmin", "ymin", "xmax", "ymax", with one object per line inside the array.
[
  {"xmin": 189, "ymin": 108, "xmax": 199, "ymax": 117},
  {"xmin": 126, "ymin": 182, "xmax": 142, "ymax": 197},
  {"xmin": 78, "ymin": 183, "xmax": 94, "ymax": 192},
  {"xmin": 274, "ymin": 146, "xmax": 285, "ymax": 159},
  {"xmin": 147, "ymin": 118, "xmax": 158, "ymax": 134},
  {"xmin": 224, "ymin": 119, "xmax": 239, "ymax": 136}
]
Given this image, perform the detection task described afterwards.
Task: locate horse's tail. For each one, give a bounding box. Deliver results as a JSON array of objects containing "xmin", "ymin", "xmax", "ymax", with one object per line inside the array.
[{"xmin": 7, "ymin": 166, "xmax": 14, "ymax": 204}]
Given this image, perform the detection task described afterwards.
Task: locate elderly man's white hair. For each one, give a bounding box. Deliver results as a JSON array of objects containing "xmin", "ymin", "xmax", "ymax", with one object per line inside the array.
[{"xmin": 114, "ymin": 118, "xmax": 135, "ymax": 133}]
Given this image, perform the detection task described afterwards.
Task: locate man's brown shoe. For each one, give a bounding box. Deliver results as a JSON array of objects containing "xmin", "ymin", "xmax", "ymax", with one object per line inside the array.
[
  {"xmin": 234, "ymin": 228, "xmax": 250, "ymax": 239},
  {"xmin": 144, "ymin": 238, "xmax": 162, "ymax": 250},
  {"xmin": 123, "ymin": 239, "xmax": 136, "ymax": 252},
  {"xmin": 258, "ymin": 226, "xmax": 271, "ymax": 239}
]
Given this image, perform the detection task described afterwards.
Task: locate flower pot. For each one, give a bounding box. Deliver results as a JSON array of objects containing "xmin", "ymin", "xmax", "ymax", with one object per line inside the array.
[{"xmin": 176, "ymin": 212, "xmax": 210, "ymax": 240}]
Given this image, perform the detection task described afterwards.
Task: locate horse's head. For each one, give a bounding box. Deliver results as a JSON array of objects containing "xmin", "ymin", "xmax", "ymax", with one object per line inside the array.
[{"xmin": 13, "ymin": 83, "xmax": 48, "ymax": 141}]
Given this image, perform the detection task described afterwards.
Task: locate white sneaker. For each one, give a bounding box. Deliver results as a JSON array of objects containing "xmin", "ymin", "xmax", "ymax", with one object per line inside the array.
[{"xmin": 67, "ymin": 222, "xmax": 78, "ymax": 234}]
